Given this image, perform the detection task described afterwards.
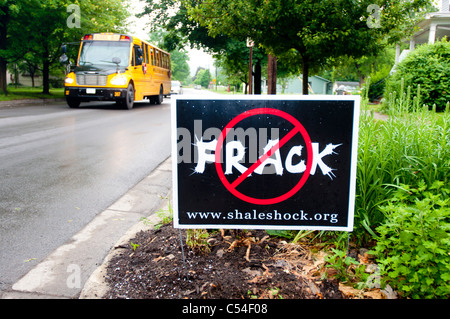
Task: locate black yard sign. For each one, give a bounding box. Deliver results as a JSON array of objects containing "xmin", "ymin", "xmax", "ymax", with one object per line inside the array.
[{"xmin": 172, "ymin": 96, "xmax": 360, "ymax": 231}]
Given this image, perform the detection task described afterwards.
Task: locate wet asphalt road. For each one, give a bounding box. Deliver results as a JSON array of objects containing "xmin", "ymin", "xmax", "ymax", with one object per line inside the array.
[{"xmin": 0, "ymin": 98, "xmax": 172, "ymax": 291}]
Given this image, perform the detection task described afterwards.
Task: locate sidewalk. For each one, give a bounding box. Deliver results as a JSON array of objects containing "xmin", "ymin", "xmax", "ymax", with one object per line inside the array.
[
  {"xmin": 0, "ymin": 98, "xmax": 65, "ymax": 108},
  {"xmin": 1, "ymin": 156, "xmax": 172, "ymax": 299}
]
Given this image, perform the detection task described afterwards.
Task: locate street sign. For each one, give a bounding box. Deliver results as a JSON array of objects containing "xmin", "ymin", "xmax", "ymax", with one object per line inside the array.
[{"xmin": 172, "ymin": 95, "xmax": 360, "ymax": 231}]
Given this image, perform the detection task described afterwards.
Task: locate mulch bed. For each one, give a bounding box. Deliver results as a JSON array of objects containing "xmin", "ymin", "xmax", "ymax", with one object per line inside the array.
[{"xmin": 103, "ymin": 222, "xmax": 384, "ymax": 299}]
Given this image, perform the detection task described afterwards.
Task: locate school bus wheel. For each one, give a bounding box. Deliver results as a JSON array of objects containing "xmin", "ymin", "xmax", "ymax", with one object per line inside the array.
[
  {"xmin": 157, "ymin": 85, "xmax": 164, "ymax": 105},
  {"xmin": 150, "ymin": 85, "xmax": 163, "ymax": 105},
  {"xmin": 66, "ymin": 97, "xmax": 81, "ymax": 108},
  {"xmin": 121, "ymin": 83, "xmax": 134, "ymax": 110}
]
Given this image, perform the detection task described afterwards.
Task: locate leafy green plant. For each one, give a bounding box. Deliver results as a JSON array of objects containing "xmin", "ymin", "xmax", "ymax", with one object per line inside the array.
[
  {"xmin": 186, "ymin": 229, "xmax": 210, "ymax": 254},
  {"xmin": 373, "ymin": 181, "xmax": 450, "ymax": 299},
  {"xmin": 353, "ymin": 98, "xmax": 450, "ymax": 243},
  {"xmin": 324, "ymin": 248, "xmax": 366, "ymax": 284},
  {"xmin": 141, "ymin": 195, "xmax": 173, "ymax": 230},
  {"xmin": 384, "ymin": 37, "xmax": 450, "ymax": 112},
  {"xmin": 130, "ymin": 241, "xmax": 140, "ymax": 251}
]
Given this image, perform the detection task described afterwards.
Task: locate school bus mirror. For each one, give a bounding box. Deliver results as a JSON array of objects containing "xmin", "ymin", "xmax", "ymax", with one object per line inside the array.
[
  {"xmin": 112, "ymin": 57, "xmax": 121, "ymax": 73},
  {"xmin": 61, "ymin": 44, "xmax": 67, "ymax": 53},
  {"xmin": 59, "ymin": 54, "xmax": 69, "ymax": 64},
  {"xmin": 112, "ymin": 57, "xmax": 121, "ymax": 65}
]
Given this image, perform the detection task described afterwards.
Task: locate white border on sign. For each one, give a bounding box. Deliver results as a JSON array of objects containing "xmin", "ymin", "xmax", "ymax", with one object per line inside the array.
[{"xmin": 171, "ymin": 94, "xmax": 360, "ymax": 231}]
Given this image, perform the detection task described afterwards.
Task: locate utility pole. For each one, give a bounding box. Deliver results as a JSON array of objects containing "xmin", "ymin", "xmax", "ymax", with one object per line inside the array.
[{"xmin": 247, "ymin": 38, "xmax": 254, "ymax": 95}]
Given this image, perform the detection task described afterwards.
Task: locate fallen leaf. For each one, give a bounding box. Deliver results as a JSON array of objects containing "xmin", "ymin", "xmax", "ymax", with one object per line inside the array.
[
  {"xmin": 364, "ymin": 289, "xmax": 385, "ymax": 299},
  {"xmin": 153, "ymin": 256, "xmax": 165, "ymax": 262},
  {"xmin": 338, "ymin": 283, "xmax": 364, "ymax": 298},
  {"xmin": 262, "ymin": 263, "xmax": 273, "ymax": 278},
  {"xmin": 24, "ymin": 258, "xmax": 36, "ymax": 263},
  {"xmin": 242, "ymin": 267, "xmax": 262, "ymax": 278},
  {"xmin": 358, "ymin": 253, "xmax": 369, "ymax": 264},
  {"xmin": 380, "ymin": 284, "xmax": 397, "ymax": 299},
  {"xmin": 216, "ymin": 248, "xmax": 224, "ymax": 258}
]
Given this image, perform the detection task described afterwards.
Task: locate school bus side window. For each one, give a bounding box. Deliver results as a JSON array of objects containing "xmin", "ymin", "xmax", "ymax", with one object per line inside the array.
[
  {"xmin": 143, "ymin": 44, "xmax": 149, "ymax": 64},
  {"xmin": 155, "ymin": 50, "xmax": 160, "ymax": 67},
  {"xmin": 149, "ymin": 48, "xmax": 154, "ymax": 65},
  {"xmin": 133, "ymin": 45, "xmax": 142, "ymax": 66}
]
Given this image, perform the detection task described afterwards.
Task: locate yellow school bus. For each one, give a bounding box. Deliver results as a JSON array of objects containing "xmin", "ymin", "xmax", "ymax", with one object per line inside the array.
[{"xmin": 62, "ymin": 33, "xmax": 171, "ymax": 109}]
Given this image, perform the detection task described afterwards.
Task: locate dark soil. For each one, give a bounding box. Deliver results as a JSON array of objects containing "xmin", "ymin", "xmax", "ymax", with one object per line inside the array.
[{"xmin": 104, "ymin": 223, "xmax": 353, "ymax": 299}]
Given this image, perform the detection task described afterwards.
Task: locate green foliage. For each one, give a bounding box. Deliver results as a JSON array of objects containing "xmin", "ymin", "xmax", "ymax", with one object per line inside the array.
[
  {"xmin": 186, "ymin": 229, "xmax": 210, "ymax": 254},
  {"xmin": 265, "ymin": 230, "xmax": 295, "ymax": 239},
  {"xmin": 170, "ymin": 49, "xmax": 191, "ymax": 83},
  {"xmin": 141, "ymin": 196, "xmax": 173, "ymax": 230},
  {"xmin": 1, "ymin": 0, "xmax": 129, "ymax": 94},
  {"xmin": 0, "ymin": 87, "xmax": 64, "ymax": 100},
  {"xmin": 149, "ymin": 29, "xmax": 191, "ymax": 83},
  {"xmin": 373, "ymin": 181, "xmax": 450, "ymax": 299},
  {"xmin": 354, "ymin": 99, "xmax": 450, "ymax": 242},
  {"xmin": 193, "ymin": 68, "xmax": 211, "ymax": 88},
  {"xmin": 187, "ymin": 0, "xmax": 430, "ymax": 93},
  {"xmin": 384, "ymin": 38, "xmax": 450, "ymax": 112},
  {"xmin": 130, "ymin": 241, "xmax": 140, "ymax": 251},
  {"xmin": 324, "ymin": 248, "xmax": 371, "ymax": 286}
]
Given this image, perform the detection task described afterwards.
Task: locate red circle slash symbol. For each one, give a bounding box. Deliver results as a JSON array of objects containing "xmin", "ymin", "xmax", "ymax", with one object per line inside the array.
[{"xmin": 215, "ymin": 108, "xmax": 313, "ymax": 205}]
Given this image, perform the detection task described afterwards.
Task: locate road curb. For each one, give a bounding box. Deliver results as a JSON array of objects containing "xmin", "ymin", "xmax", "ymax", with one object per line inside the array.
[
  {"xmin": 79, "ymin": 156, "xmax": 173, "ymax": 299},
  {"xmin": 79, "ymin": 200, "xmax": 169, "ymax": 299},
  {"xmin": 1, "ymin": 156, "xmax": 172, "ymax": 299},
  {"xmin": 0, "ymin": 98, "xmax": 65, "ymax": 108}
]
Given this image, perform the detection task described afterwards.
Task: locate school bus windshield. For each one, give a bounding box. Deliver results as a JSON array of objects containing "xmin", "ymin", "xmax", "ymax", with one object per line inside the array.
[{"xmin": 79, "ymin": 41, "xmax": 130, "ymax": 67}]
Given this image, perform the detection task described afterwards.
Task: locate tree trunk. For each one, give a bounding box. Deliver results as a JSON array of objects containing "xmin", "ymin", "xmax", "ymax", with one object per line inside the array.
[
  {"xmin": 0, "ymin": 6, "xmax": 9, "ymax": 95},
  {"xmin": 254, "ymin": 60, "xmax": 261, "ymax": 95},
  {"xmin": 0, "ymin": 60, "xmax": 7, "ymax": 95},
  {"xmin": 42, "ymin": 57, "xmax": 50, "ymax": 94},
  {"xmin": 243, "ymin": 73, "xmax": 248, "ymax": 95},
  {"xmin": 302, "ymin": 58, "xmax": 309, "ymax": 95},
  {"xmin": 267, "ymin": 54, "xmax": 277, "ymax": 95}
]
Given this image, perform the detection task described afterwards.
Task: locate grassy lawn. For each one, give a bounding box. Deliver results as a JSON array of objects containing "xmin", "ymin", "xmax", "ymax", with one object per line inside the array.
[{"xmin": 0, "ymin": 87, "xmax": 64, "ymax": 101}]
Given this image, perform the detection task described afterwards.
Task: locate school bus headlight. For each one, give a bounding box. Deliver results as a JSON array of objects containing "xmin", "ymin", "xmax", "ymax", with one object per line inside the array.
[
  {"xmin": 110, "ymin": 75, "xmax": 128, "ymax": 86},
  {"xmin": 65, "ymin": 77, "xmax": 74, "ymax": 84}
]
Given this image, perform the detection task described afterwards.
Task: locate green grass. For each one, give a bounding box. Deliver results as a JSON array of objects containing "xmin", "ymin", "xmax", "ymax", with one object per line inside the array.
[
  {"xmin": 354, "ymin": 97, "xmax": 450, "ymax": 243},
  {"xmin": 0, "ymin": 87, "xmax": 64, "ymax": 101}
]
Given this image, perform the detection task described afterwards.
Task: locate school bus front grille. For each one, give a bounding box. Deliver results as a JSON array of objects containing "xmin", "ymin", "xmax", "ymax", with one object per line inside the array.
[{"xmin": 76, "ymin": 74, "xmax": 108, "ymax": 86}]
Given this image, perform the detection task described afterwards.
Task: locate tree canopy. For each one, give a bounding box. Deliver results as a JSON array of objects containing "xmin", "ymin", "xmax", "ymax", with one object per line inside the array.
[
  {"xmin": 186, "ymin": 0, "xmax": 432, "ymax": 94},
  {"xmin": 0, "ymin": 0, "xmax": 128, "ymax": 94}
]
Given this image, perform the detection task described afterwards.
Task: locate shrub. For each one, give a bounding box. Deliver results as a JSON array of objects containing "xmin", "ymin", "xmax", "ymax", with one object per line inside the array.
[
  {"xmin": 384, "ymin": 38, "xmax": 450, "ymax": 112},
  {"xmin": 354, "ymin": 101, "xmax": 450, "ymax": 242},
  {"xmin": 372, "ymin": 181, "xmax": 450, "ymax": 299}
]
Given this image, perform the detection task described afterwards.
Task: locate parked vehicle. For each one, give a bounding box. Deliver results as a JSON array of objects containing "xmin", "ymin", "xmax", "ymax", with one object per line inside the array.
[{"xmin": 171, "ymin": 81, "xmax": 182, "ymax": 95}]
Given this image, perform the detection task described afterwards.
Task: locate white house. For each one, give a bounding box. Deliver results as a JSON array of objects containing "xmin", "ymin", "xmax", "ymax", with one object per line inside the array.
[{"xmin": 395, "ymin": 0, "xmax": 450, "ymax": 66}]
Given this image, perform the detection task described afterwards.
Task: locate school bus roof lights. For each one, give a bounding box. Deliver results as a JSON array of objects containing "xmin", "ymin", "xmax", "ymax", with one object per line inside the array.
[{"xmin": 82, "ymin": 33, "xmax": 132, "ymax": 42}]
